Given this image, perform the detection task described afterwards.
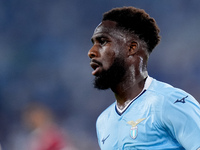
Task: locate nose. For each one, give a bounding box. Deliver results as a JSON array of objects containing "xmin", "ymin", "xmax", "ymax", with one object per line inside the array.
[{"xmin": 88, "ymin": 45, "xmax": 99, "ymax": 59}]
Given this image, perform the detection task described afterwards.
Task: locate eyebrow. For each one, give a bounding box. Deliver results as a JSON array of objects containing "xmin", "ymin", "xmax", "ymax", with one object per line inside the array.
[
  {"xmin": 91, "ymin": 34, "xmax": 109, "ymax": 43},
  {"xmin": 91, "ymin": 29, "xmax": 127, "ymax": 44}
]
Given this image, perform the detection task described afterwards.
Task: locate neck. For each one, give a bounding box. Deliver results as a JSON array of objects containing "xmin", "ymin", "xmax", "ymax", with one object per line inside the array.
[{"xmin": 112, "ymin": 72, "xmax": 148, "ymax": 110}]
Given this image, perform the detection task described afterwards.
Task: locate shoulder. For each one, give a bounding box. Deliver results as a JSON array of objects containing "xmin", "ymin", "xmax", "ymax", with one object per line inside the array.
[
  {"xmin": 149, "ymin": 79, "xmax": 200, "ymax": 149},
  {"xmin": 149, "ymin": 77, "xmax": 200, "ymax": 122},
  {"xmin": 148, "ymin": 78, "xmax": 198, "ymax": 104},
  {"xmin": 146, "ymin": 78, "xmax": 199, "ymax": 124}
]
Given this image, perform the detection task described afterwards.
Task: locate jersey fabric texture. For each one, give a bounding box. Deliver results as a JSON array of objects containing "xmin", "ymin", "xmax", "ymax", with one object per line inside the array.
[{"xmin": 96, "ymin": 77, "xmax": 200, "ymax": 150}]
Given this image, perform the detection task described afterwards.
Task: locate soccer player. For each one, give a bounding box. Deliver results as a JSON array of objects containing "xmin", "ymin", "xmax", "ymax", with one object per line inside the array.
[{"xmin": 88, "ymin": 6, "xmax": 200, "ymax": 150}]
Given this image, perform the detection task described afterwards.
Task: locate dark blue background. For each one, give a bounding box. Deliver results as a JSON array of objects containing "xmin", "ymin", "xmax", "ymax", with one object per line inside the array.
[{"xmin": 0, "ymin": 0, "xmax": 200, "ymax": 149}]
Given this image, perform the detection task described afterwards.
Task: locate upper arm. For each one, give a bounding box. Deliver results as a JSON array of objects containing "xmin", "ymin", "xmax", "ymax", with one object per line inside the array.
[{"xmin": 162, "ymin": 93, "xmax": 200, "ymax": 150}]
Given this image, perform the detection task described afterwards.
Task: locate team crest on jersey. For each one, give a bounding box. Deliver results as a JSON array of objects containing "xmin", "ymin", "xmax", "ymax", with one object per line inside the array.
[{"xmin": 127, "ymin": 118, "xmax": 146, "ymax": 139}]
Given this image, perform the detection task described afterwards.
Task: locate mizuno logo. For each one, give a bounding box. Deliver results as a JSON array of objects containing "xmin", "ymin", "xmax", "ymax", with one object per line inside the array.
[
  {"xmin": 174, "ymin": 95, "xmax": 188, "ymax": 104},
  {"xmin": 102, "ymin": 134, "xmax": 110, "ymax": 144}
]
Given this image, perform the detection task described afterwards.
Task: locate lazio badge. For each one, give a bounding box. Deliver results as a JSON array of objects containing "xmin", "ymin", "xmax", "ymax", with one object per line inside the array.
[{"xmin": 127, "ymin": 118, "xmax": 146, "ymax": 139}]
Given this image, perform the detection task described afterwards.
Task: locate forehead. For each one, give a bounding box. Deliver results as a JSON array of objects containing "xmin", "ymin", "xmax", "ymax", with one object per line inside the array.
[{"xmin": 92, "ymin": 20, "xmax": 126, "ymax": 40}]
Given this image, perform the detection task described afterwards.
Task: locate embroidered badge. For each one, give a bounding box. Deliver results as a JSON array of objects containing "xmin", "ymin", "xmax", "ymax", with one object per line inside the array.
[{"xmin": 127, "ymin": 118, "xmax": 146, "ymax": 139}]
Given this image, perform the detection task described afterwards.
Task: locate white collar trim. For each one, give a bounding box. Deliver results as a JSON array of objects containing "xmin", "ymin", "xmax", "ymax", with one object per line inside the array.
[{"xmin": 116, "ymin": 76, "xmax": 153, "ymax": 114}]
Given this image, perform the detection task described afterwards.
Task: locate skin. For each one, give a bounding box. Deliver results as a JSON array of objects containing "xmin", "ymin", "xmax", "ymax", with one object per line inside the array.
[{"xmin": 88, "ymin": 20, "xmax": 149, "ymax": 110}]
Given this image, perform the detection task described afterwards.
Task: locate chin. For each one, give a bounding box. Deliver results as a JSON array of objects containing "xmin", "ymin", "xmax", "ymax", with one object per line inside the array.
[{"xmin": 93, "ymin": 76, "xmax": 110, "ymax": 90}]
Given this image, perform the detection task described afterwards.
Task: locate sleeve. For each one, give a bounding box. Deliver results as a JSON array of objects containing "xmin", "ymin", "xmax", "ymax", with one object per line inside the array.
[{"xmin": 161, "ymin": 91, "xmax": 200, "ymax": 150}]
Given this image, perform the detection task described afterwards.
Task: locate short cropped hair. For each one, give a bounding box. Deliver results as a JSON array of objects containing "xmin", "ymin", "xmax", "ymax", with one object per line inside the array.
[{"xmin": 102, "ymin": 6, "xmax": 160, "ymax": 53}]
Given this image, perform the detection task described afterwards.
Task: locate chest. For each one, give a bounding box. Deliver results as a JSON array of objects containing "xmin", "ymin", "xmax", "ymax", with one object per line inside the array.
[
  {"xmin": 97, "ymin": 107, "xmax": 182, "ymax": 150},
  {"xmin": 99, "ymin": 114, "xmax": 155, "ymax": 148}
]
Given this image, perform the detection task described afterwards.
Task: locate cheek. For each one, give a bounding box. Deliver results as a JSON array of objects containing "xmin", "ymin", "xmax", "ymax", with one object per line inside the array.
[{"xmin": 101, "ymin": 48, "xmax": 116, "ymax": 70}]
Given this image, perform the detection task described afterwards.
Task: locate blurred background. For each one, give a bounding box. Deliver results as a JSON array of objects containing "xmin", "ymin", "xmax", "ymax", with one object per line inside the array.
[{"xmin": 0, "ymin": 0, "xmax": 200, "ymax": 149}]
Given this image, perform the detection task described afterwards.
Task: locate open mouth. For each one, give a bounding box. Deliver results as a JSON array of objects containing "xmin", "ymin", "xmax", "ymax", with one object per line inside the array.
[{"xmin": 90, "ymin": 60, "xmax": 102, "ymax": 76}]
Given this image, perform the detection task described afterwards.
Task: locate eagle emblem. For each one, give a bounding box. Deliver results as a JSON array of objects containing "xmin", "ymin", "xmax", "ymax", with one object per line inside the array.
[{"xmin": 127, "ymin": 118, "xmax": 146, "ymax": 139}]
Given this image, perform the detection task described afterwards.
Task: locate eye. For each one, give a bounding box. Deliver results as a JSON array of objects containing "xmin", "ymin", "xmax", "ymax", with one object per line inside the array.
[{"xmin": 98, "ymin": 37, "xmax": 108, "ymax": 46}]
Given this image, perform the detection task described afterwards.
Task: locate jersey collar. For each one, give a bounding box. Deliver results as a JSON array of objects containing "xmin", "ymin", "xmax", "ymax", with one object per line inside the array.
[{"xmin": 115, "ymin": 76, "xmax": 153, "ymax": 115}]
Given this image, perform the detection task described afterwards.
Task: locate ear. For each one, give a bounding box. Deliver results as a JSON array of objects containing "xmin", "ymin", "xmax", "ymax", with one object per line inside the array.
[{"xmin": 128, "ymin": 41, "xmax": 138, "ymax": 56}]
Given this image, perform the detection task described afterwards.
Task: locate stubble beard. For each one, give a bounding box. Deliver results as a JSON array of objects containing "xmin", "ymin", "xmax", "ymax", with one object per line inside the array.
[{"xmin": 93, "ymin": 57, "xmax": 126, "ymax": 90}]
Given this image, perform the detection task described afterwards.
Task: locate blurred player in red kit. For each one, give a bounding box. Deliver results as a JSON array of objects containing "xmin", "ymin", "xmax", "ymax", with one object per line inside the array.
[{"xmin": 23, "ymin": 103, "xmax": 74, "ymax": 150}]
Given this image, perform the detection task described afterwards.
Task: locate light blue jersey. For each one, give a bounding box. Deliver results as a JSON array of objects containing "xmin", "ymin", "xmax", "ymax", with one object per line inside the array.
[{"xmin": 96, "ymin": 77, "xmax": 200, "ymax": 150}]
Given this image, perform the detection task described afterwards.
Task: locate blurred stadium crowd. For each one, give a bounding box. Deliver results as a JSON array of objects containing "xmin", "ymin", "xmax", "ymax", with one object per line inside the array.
[{"xmin": 0, "ymin": 0, "xmax": 199, "ymax": 149}]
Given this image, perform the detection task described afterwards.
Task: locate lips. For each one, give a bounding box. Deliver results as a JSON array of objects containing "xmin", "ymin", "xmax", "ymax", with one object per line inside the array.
[{"xmin": 90, "ymin": 60, "xmax": 102, "ymax": 76}]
